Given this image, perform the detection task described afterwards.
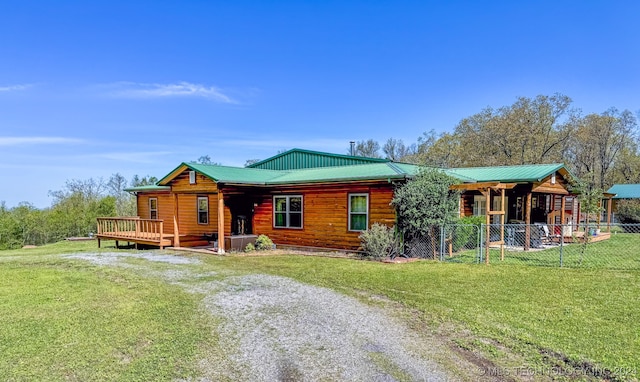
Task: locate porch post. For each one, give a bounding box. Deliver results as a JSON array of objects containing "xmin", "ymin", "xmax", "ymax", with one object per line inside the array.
[
  {"xmin": 500, "ymin": 188, "xmax": 505, "ymax": 261},
  {"xmin": 173, "ymin": 193, "xmax": 180, "ymax": 247},
  {"xmin": 549, "ymin": 195, "xmax": 556, "ymax": 234},
  {"xmin": 484, "ymin": 189, "xmax": 490, "ymax": 265},
  {"xmin": 560, "ymin": 196, "xmax": 566, "ymax": 237},
  {"xmin": 217, "ymin": 190, "xmax": 225, "ymax": 254},
  {"xmin": 524, "ymin": 191, "xmax": 532, "ymax": 251},
  {"xmin": 606, "ymin": 196, "xmax": 612, "ymax": 230},
  {"xmin": 576, "ymin": 198, "xmax": 581, "ymax": 232}
]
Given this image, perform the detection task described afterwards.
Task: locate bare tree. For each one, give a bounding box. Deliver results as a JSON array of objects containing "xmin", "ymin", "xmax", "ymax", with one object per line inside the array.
[
  {"xmin": 192, "ymin": 155, "xmax": 221, "ymax": 165},
  {"xmin": 352, "ymin": 139, "xmax": 382, "ymax": 158},
  {"xmin": 383, "ymin": 138, "xmax": 415, "ymax": 161},
  {"xmin": 130, "ymin": 175, "xmax": 158, "ymax": 187},
  {"xmin": 107, "ymin": 173, "xmax": 128, "ymax": 196},
  {"xmin": 49, "ymin": 178, "xmax": 107, "ymax": 203},
  {"xmin": 108, "ymin": 173, "xmax": 136, "ymax": 216},
  {"xmin": 244, "ymin": 159, "xmax": 261, "ymax": 167}
]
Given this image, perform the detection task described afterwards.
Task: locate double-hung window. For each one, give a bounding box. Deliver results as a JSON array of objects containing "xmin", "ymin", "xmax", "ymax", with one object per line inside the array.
[
  {"xmin": 473, "ymin": 195, "xmax": 486, "ymax": 216},
  {"xmin": 149, "ymin": 198, "xmax": 158, "ymax": 220},
  {"xmin": 274, "ymin": 195, "xmax": 303, "ymax": 228},
  {"xmin": 197, "ymin": 197, "xmax": 208, "ymax": 224},
  {"xmin": 349, "ymin": 194, "xmax": 368, "ymax": 231}
]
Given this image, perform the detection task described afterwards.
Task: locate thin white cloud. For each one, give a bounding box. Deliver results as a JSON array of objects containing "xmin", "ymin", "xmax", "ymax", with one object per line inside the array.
[
  {"xmin": 106, "ymin": 81, "xmax": 236, "ymax": 103},
  {"xmin": 0, "ymin": 136, "xmax": 85, "ymax": 146},
  {"xmin": 0, "ymin": 84, "xmax": 33, "ymax": 92},
  {"xmin": 219, "ymin": 138, "xmax": 349, "ymax": 150},
  {"xmin": 97, "ymin": 151, "xmax": 174, "ymax": 164}
]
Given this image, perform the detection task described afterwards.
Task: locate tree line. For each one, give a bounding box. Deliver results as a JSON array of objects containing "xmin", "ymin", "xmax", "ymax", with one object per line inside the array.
[
  {"xmin": 0, "ymin": 174, "xmax": 156, "ymax": 250},
  {"xmin": 351, "ymin": 93, "xmax": 639, "ymax": 191}
]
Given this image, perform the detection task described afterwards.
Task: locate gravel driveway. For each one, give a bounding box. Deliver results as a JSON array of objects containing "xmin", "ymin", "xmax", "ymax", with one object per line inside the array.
[{"xmin": 66, "ymin": 252, "xmax": 461, "ymax": 381}]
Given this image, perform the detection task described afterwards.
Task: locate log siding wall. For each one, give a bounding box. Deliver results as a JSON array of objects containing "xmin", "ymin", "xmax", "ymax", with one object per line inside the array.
[
  {"xmin": 253, "ymin": 183, "xmax": 396, "ymax": 250},
  {"xmin": 137, "ymin": 192, "xmax": 174, "ymax": 234}
]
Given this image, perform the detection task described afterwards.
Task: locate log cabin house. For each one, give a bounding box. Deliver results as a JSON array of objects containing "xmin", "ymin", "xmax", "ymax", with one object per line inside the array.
[{"xmin": 97, "ymin": 148, "xmax": 581, "ymax": 252}]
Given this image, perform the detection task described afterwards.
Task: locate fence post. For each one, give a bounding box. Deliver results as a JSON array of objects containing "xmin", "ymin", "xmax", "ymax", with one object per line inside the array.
[
  {"xmin": 559, "ymin": 224, "xmax": 564, "ymax": 268},
  {"xmin": 439, "ymin": 225, "xmax": 445, "ymax": 261},
  {"xmin": 479, "ymin": 224, "xmax": 484, "ymax": 264}
]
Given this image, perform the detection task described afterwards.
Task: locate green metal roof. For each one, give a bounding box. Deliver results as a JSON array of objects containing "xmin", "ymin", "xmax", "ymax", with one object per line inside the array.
[
  {"xmin": 152, "ymin": 150, "xmax": 572, "ymax": 189},
  {"xmin": 124, "ymin": 184, "xmax": 171, "ymax": 192},
  {"xmin": 157, "ymin": 162, "xmax": 283, "ymax": 185},
  {"xmin": 157, "ymin": 161, "xmax": 419, "ymax": 186},
  {"xmin": 445, "ymin": 163, "xmax": 567, "ymax": 183},
  {"xmin": 265, "ymin": 162, "xmax": 418, "ymax": 184},
  {"xmin": 187, "ymin": 163, "xmax": 283, "ymax": 184},
  {"xmin": 607, "ymin": 184, "xmax": 640, "ymax": 199},
  {"xmin": 247, "ymin": 148, "xmax": 389, "ymax": 170}
]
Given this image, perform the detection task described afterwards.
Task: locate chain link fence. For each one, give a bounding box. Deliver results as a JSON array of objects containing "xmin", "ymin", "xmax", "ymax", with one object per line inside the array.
[{"xmin": 404, "ymin": 223, "xmax": 640, "ymax": 270}]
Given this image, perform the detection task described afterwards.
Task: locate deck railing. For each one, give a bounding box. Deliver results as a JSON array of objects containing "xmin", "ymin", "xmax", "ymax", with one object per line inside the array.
[{"xmin": 96, "ymin": 217, "xmax": 165, "ymax": 242}]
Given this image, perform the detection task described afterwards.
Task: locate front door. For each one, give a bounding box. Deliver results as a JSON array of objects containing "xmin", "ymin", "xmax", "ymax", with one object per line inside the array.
[{"xmin": 227, "ymin": 196, "xmax": 254, "ymax": 235}]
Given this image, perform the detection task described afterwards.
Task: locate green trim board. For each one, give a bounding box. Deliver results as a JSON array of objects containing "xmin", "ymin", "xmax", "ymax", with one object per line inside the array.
[{"xmin": 124, "ymin": 184, "xmax": 171, "ymax": 192}]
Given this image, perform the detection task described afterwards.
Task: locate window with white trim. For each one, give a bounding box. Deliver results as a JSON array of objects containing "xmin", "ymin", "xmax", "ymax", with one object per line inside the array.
[
  {"xmin": 473, "ymin": 195, "xmax": 486, "ymax": 216},
  {"xmin": 274, "ymin": 195, "xmax": 303, "ymax": 228},
  {"xmin": 349, "ymin": 193, "xmax": 369, "ymax": 231},
  {"xmin": 149, "ymin": 198, "xmax": 158, "ymax": 220},
  {"xmin": 197, "ymin": 196, "xmax": 208, "ymax": 224}
]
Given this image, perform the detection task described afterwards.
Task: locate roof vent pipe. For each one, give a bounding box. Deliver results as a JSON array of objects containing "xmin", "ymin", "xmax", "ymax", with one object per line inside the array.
[{"xmin": 350, "ymin": 141, "xmax": 355, "ymax": 156}]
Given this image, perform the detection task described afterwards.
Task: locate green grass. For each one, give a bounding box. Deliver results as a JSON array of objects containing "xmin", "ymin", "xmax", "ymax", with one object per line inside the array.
[
  {"xmin": 2, "ymin": 240, "xmax": 638, "ymax": 380},
  {"xmin": 446, "ymin": 233, "xmax": 640, "ymax": 270},
  {"xmin": 0, "ymin": 242, "xmax": 213, "ymax": 381},
  {"xmin": 207, "ymin": 254, "xmax": 640, "ymax": 380},
  {"xmin": 0, "ymin": 239, "xmax": 109, "ymax": 257}
]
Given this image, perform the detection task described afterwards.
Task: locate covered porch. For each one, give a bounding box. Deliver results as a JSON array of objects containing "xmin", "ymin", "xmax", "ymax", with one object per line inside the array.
[
  {"xmin": 97, "ymin": 183, "xmax": 262, "ymax": 252},
  {"xmin": 452, "ymin": 179, "xmax": 583, "ymax": 263}
]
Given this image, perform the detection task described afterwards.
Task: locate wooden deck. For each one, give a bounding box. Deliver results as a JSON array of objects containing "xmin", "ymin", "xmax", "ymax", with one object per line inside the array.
[
  {"xmin": 567, "ymin": 231, "xmax": 611, "ymax": 243},
  {"xmin": 96, "ymin": 217, "xmax": 173, "ymax": 249}
]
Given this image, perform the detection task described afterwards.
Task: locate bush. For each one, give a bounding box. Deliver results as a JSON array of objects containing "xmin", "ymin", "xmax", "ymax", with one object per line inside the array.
[
  {"xmin": 359, "ymin": 223, "xmax": 400, "ymax": 260},
  {"xmin": 255, "ymin": 234, "xmax": 274, "ymax": 251},
  {"xmin": 392, "ymin": 167, "xmax": 460, "ymax": 238},
  {"xmin": 244, "ymin": 243, "xmax": 255, "ymax": 252},
  {"xmin": 616, "ymin": 199, "xmax": 640, "ymax": 224}
]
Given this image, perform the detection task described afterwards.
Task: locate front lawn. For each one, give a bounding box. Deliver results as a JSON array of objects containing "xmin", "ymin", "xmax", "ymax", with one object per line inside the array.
[
  {"xmin": 210, "ymin": 254, "xmax": 640, "ymax": 380},
  {"xmin": 0, "ymin": 243, "xmax": 211, "ymax": 381},
  {"xmin": 2, "ymin": 240, "xmax": 638, "ymax": 380}
]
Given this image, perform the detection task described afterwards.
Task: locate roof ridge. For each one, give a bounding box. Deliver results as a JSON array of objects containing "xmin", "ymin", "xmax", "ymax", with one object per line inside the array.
[
  {"xmin": 386, "ymin": 162, "xmax": 407, "ymax": 175},
  {"xmin": 449, "ymin": 163, "xmax": 564, "ymax": 171},
  {"xmin": 188, "ymin": 162, "xmax": 283, "ymax": 173}
]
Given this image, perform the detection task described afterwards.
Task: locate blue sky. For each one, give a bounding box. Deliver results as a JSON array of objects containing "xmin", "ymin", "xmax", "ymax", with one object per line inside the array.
[{"xmin": 1, "ymin": 1, "xmax": 639, "ymax": 208}]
